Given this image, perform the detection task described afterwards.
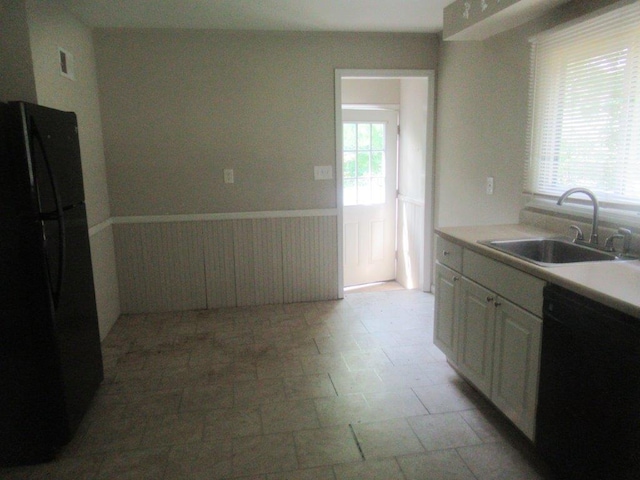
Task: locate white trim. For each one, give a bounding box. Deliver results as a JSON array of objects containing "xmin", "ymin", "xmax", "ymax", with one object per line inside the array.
[
  {"xmin": 335, "ymin": 70, "xmax": 345, "ymax": 298},
  {"xmin": 423, "ymin": 70, "xmax": 436, "ymax": 293},
  {"xmin": 89, "ymin": 218, "xmax": 113, "ymax": 237},
  {"xmin": 112, "ymin": 209, "xmax": 338, "ymax": 225},
  {"xmin": 342, "ymin": 104, "xmax": 400, "ymax": 111}
]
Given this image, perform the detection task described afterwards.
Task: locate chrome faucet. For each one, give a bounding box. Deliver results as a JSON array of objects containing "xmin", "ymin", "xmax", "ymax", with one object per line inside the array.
[{"xmin": 557, "ymin": 188, "xmax": 600, "ymax": 245}]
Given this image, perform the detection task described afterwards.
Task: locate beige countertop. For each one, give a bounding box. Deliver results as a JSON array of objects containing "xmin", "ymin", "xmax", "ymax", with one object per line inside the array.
[{"xmin": 436, "ymin": 224, "xmax": 640, "ymax": 318}]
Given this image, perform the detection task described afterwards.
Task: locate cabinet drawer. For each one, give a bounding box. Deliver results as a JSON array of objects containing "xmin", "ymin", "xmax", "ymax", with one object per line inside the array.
[
  {"xmin": 436, "ymin": 235, "xmax": 463, "ymax": 272},
  {"xmin": 463, "ymin": 250, "xmax": 544, "ymax": 317}
]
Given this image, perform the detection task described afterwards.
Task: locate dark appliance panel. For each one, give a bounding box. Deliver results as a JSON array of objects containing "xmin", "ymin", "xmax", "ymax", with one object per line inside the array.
[
  {"xmin": 537, "ymin": 284, "xmax": 640, "ymax": 480},
  {"xmin": 0, "ymin": 101, "xmax": 103, "ymax": 466}
]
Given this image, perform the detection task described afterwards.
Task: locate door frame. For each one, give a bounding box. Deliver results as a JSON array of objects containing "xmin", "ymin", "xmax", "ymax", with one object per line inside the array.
[{"xmin": 335, "ymin": 69, "xmax": 436, "ymax": 298}]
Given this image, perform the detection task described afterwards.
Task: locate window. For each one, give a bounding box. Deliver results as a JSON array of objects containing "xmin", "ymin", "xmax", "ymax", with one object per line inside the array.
[
  {"xmin": 343, "ymin": 122, "xmax": 386, "ymax": 206},
  {"xmin": 526, "ymin": 2, "xmax": 640, "ymax": 207}
]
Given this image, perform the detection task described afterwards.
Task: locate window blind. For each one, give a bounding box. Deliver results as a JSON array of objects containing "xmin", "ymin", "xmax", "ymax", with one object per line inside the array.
[{"xmin": 526, "ymin": 1, "xmax": 640, "ymax": 207}]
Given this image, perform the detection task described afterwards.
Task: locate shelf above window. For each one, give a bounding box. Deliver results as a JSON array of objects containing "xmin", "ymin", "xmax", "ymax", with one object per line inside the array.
[{"xmin": 443, "ymin": 0, "xmax": 570, "ymax": 41}]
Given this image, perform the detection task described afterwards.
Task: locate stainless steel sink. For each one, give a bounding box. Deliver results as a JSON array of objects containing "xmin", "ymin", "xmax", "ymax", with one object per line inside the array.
[{"xmin": 478, "ymin": 237, "xmax": 620, "ymax": 266}]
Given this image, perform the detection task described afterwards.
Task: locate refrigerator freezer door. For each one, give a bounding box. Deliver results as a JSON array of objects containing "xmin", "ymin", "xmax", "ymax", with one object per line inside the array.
[{"xmin": 19, "ymin": 102, "xmax": 86, "ymax": 211}]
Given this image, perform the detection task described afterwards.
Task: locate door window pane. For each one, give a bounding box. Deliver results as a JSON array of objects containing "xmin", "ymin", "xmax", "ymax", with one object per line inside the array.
[
  {"xmin": 343, "ymin": 152, "xmax": 356, "ymax": 178},
  {"xmin": 343, "ymin": 121, "xmax": 387, "ymax": 206}
]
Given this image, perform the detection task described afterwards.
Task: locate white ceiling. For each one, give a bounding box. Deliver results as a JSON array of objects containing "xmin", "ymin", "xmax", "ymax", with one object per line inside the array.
[{"xmin": 60, "ymin": 0, "xmax": 456, "ymax": 33}]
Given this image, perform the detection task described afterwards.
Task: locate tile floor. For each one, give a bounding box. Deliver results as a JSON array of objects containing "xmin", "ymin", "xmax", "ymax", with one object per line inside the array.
[{"xmin": 1, "ymin": 288, "xmax": 553, "ymax": 479}]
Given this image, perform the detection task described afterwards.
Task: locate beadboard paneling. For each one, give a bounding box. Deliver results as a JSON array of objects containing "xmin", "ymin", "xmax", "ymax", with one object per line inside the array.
[
  {"xmin": 232, "ymin": 218, "xmax": 284, "ymax": 306},
  {"xmin": 282, "ymin": 216, "xmax": 338, "ymax": 303},
  {"xmin": 202, "ymin": 220, "xmax": 236, "ymax": 308},
  {"xmin": 114, "ymin": 222, "xmax": 206, "ymax": 313},
  {"xmin": 113, "ymin": 214, "xmax": 339, "ymax": 313}
]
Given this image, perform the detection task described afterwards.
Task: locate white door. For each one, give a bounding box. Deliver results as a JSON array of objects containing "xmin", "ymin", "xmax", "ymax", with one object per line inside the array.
[{"xmin": 342, "ymin": 109, "xmax": 398, "ymax": 287}]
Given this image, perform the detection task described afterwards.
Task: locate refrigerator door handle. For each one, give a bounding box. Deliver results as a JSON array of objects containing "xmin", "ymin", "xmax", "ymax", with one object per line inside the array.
[{"xmin": 30, "ymin": 117, "xmax": 66, "ymax": 311}]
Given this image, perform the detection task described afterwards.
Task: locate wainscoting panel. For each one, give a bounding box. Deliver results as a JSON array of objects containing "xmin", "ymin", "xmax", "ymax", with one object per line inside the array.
[
  {"xmin": 202, "ymin": 220, "xmax": 236, "ymax": 308},
  {"xmin": 113, "ymin": 212, "xmax": 339, "ymax": 313},
  {"xmin": 114, "ymin": 222, "xmax": 207, "ymax": 313},
  {"xmin": 282, "ymin": 216, "xmax": 339, "ymax": 303},
  {"xmin": 232, "ymin": 218, "xmax": 284, "ymax": 307}
]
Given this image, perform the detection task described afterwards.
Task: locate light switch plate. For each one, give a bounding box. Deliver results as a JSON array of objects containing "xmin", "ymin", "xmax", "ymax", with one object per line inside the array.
[
  {"xmin": 486, "ymin": 176, "xmax": 494, "ymax": 195},
  {"xmin": 314, "ymin": 165, "xmax": 333, "ymax": 180}
]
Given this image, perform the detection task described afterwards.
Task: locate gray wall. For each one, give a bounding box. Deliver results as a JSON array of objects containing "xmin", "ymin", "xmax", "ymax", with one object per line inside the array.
[
  {"xmin": 0, "ymin": 0, "xmax": 37, "ymax": 102},
  {"xmin": 434, "ymin": 0, "xmax": 623, "ymax": 228},
  {"xmin": 94, "ymin": 30, "xmax": 438, "ymax": 216}
]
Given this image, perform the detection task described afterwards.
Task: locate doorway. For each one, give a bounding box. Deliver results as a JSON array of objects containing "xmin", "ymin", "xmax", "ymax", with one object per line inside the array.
[
  {"xmin": 335, "ymin": 69, "xmax": 435, "ymax": 297},
  {"xmin": 342, "ymin": 108, "xmax": 398, "ymax": 287}
]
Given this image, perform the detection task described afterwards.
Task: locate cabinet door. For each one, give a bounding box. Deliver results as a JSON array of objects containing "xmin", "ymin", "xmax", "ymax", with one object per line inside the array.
[
  {"xmin": 434, "ymin": 263, "xmax": 459, "ymax": 361},
  {"xmin": 491, "ymin": 299, "xmax": 542, "ymax": 441},
  {"xmin": 457, "ymin": 277, "xmax": 495, "ymax": 396}
]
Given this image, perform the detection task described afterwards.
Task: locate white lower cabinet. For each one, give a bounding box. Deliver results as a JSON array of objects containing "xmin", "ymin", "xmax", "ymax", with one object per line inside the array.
[
  {"xmin": 434, "ymin": 263, "xmax": 459, "ymax": 360},
  {"xmin": 434, "ymin": 235, "xmax": 543, "ymax": 441},
  {"xmin": 457, "ymin": 277, "xmax": 495, "ymax": 396},
  {"xmin": 491, "ymin": 298, "xmax": 541, "ymax": 440}
]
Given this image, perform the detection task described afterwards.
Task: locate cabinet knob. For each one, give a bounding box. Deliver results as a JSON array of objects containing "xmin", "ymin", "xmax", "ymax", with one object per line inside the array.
[
  {"xmin": 453, "ymin": 276, "xmax": 459, "ymax": 282},
  {"xmin": 443, "ymin": 250, "xmax": 450, "ymax": 256},
  {"xmin": 494, "ymin": 301, "xmax": 502, "ymax": 307},
  {"xmin": 486, "ymin": 296, "xmax": 494, "ymax": 302}
]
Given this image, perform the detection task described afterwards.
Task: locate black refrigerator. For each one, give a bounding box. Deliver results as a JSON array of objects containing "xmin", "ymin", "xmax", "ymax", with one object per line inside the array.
[{"xmin": 0, "ymin": 102, "xmax": 103, "ymax": 465}]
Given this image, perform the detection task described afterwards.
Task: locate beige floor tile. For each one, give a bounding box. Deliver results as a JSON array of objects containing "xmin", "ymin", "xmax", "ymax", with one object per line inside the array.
[
  {"xmin": 144, "ymin": 349, "xmax": 191, "ymax": 371},
  {"xmin": 232, "ymin": 433, "xmax": 298, "ymax": 476},
  {"xmin": 383, "ymin": 344, "xmax": 439, "ymax": 366},
  {"xmin": 256, "ymin": 356, "xmax": 305, "ymax": 379},
  {"xmin": 352, "ymin": 418, "xmax": 425, "ymax": 459},
  {"xmin": 95, "ymin": 447, "xmax": 170, "ymax": 479},
  {"xmin": 234, "ymin": 378, "xmax": 287, "ymax": 406},
  {"xmin": 352, "ymin": 331, "xmax": 400, "ymax": 349},
  {"xmin": 204, "ymin": 406, "xmax": 263, "ymax": 439},
  {"xmin": 397, "ymin": 450, "xmax": 477, "ymax": 480},
  {"xmin": 188, "ymin": 345, "xmax": 236, "ymax": 366},
  {"xmin": 408, "ymin": 412, "xmax": 483, "ymax": 451},
  {"xmin": 164, "ymin": 440, "xmax": 233, "ymax": 480},
  {"xmin": 456, "ymin": 442, "xmax": 551, "ymax": 480},
  {"xmin": 363, "ymin": 390, "xmax": 429, "ymax": 421},
  {"xmin": 123, "ymin": 389, "xmax": 184, "ymax": 417},
  {"xmin": 314, "ymin": 335, "xmax": 361, "ymax": 354},
  {"xmin": 74, "ymin": 416, "xmax": 147, "ymax": 454},
  {"xmin": 283, "ymin": 373, "xmax": 336, "ymax": 400},
  {"xmin": 314, "ymin": 394, "xmax": 370, "ymax": 427},
  {"xmin": 412, "ymin": 380, "xmax": 483, "ymax": 414},
  {"xmin": 341, "ymin": 348, "xmax": 394, "ymax": 370},
  {"xmin": 0, "ymin": 289, "xmax": 551, "ymax": 479},
  {"xmin": 459, "ymin": 406, "xmax": 514, "ymax": 443},
  {"xmin": 420, "ymin": 361, "xmax": 460, "ymax": 385},
  {"xmin": 141, "ymin": 412, "xmax": 206, "ymax": 448},
  {"xmin": 333, "ymin": 458, "xmax": 406, "ymax": 480},
  {"xmin": 375, "ymin": 364, "xmax": 434, "ymax": 389},
  {"xmin": 299, "ymin": 353, "xmax": 350, "ymax": 375},
  {"xmin": 293, "ymin": 425, "xmax": 363, "ymax": 468},
  {"xmin": 261, "ymin": 399, "xmax": 321, "ymax": 433},
  {"xmin": 329, "ymin": 369, "xmax": 386, "ymax": 395},
  {"xmin": 180, "ymin": 383, "xmax": 234, "ymax": 412},
  {"xmin": 266, "ymin": 465, "xmax": 335, "ymax": 480}
]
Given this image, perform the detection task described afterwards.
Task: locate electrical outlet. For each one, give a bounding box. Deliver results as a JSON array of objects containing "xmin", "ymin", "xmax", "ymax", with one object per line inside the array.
[
  {"xmin": 314, "ymin": 165, "xmax": 333, "ymax": 180},
  {"xmin": 224, "ymin": 169, "xmax": 234, "ymax": 184},
  {"xmin": 486, "ymin": 176, "xmax": 494, "ymax": 195}
]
